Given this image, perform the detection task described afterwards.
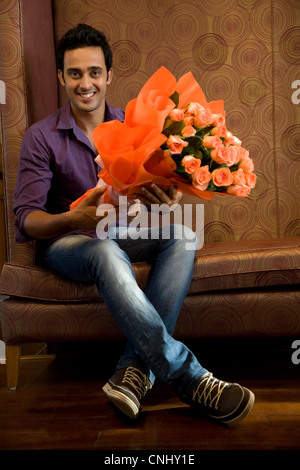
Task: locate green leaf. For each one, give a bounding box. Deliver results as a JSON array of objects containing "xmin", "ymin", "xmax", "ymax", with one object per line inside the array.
[
  {"xmin": 162, "ymin": 120, "xmax": 185, "ymax": 138},
  {"xmin": 169, "ymin": 91, "xmax": 179, "ymax": 107}
]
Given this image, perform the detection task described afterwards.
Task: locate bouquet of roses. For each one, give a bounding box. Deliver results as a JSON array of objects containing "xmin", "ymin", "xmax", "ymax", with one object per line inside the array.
[{"xmin": 71, "ymin": 67, "xmax": 256, "ymax": 209}]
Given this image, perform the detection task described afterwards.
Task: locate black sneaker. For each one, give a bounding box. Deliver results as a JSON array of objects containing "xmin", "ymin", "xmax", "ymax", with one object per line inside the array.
[
  {"xmin": 186, "ymin": 372, "xmax": 255, "ymax": 425},
  {"xmin": 102, "ymin": 366, "xmax": 152, "ymax": 419}
]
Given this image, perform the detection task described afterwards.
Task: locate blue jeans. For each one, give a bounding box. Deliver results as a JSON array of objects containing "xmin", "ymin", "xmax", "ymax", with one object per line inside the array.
[{"xmin": 44, "ymin": 224, "xmax": 208, "ymax": 401}]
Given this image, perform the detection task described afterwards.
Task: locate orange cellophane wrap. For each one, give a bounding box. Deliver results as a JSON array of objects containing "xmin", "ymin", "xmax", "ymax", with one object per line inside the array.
[
  {"xmin": 70, "ymin": 67, "xmax": 225, "ymax": 209},
  {"xmin": 125, "ymin": 67, "xmax": 177, "ymax": 131}
]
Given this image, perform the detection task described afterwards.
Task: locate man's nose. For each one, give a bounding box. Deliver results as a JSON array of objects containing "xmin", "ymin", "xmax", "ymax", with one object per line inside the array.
[{"xmin": 79, "ymin": 74, "xmax": 92, "ymax": 90}]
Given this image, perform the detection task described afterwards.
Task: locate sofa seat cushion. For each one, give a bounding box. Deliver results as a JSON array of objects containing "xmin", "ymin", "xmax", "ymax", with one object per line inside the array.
[
  {"xmin": 0, "ymin": 237, "xmax": 299, "ymax": 302},
  {"xmin": 189, "ymin": 237, "xmax": 300, "ymax": 294}
]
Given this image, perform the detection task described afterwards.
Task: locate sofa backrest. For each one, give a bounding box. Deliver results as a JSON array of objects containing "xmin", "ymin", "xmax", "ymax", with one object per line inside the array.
[{"xmin": 0, "ymin": 0, "xmax": 58, "ymax": 264}]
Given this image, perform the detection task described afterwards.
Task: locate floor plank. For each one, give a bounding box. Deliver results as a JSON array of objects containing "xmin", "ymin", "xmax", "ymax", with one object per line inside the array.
[{"xmin": 0, "ymin": 338, "xmax": 300, "ymax": 451}]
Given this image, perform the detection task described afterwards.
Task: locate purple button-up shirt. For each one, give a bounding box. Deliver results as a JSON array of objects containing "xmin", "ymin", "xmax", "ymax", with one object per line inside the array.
[{"xmin": 14, "ymin": 100, "xmax": 125, "ymax": 243}]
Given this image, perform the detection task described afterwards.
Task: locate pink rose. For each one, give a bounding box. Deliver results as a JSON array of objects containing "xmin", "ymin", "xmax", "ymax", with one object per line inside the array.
[
  {"xmin": 212, "ymin": 113, "xmax": 225, "ymax": 127},
  {"xmin": 244, "ymin": 172, "xmax": 257, "ymax": 188},
  {"xmin": 202, "ymin": 135, "xmax": 222, "ymax": 149},
  {"xmin": 181, "ymin": 125, "xmax": 197, "ymax": 138},
  {"xmin": 234, "ymin": 146, "xmax": 247, "ymax": 162},
  {"xmin": 194, "ymin": 107, "xmax": 213, "ymax": 128},
  {"xmin": 224, "ymin": 131, "xmax": 234, "ymax": 146},
  {"xmin": 211, "ymin": 167, "xmax": 233, "ymax": 187},
  {"xmin": 182, "ymin": 155, "xmax": 201, "ymax": 174},
  {"xmin": 211, "ymin": 125, "xmax": 227, "ymax": 138},
  {"xmin": 231, "ymin": 168, "xmax": 246, "ymax": 185},
  {"xmin": 232, "ymin": 135, "xmax": 242, "ymax": 146},
  {"xmin": 192, "ymin": 165, "xmax": 211, "ymax": 191},
  {"xmin": 167, "ymin": 135, "xmax": 189, "ymax": 154},
  {"xmin": 169, "ymin": 108, "xmax": 185, "ymax": 121},
  {"xmin": 186, "ymin": 102, "xmax": 204, "ymax": 116},
  {"xmin": 183, "ymin": 116, "xmax": 194, "ymax": 126},
  {"xmin": 226, "ymin": 185, "xmax": 251, "ymax": 197},
  {"xmin": 211, "ymin": 146, "xmax": 239, "ymax": 166},
  {"xmin": 239, "ymin": 154, "xmax": 254, "ymax": 173}
]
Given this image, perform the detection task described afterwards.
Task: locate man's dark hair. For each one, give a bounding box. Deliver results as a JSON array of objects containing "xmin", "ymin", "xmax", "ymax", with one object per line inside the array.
[{"xmin": 56, "ymin": 24, "xmax": 113, "ymax": 74}]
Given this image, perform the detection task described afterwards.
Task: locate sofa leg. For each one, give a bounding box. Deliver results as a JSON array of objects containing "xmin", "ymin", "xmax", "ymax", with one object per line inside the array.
[{"xmin": 6, "ymin": 344, "xmax": 21, "ymax": 390}]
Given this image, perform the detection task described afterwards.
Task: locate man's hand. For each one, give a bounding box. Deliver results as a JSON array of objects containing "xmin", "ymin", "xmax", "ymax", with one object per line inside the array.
[
  {"xmin": 72, "ymin": 186, "xmax": 107, "ymax": 230},
  {"xmin": 73, "ymin": 186, "xmax": 137, "ymax": 229},
  {"xmin": 135, "ymin": 184, "xmax": 182, "ymax": 207},
  {"xmin": 24, "ymin": 186, "xmax": 107, "ymax": 240}
]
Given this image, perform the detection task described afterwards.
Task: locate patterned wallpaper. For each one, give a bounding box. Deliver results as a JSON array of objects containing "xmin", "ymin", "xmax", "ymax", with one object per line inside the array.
[{"xmin": 0, "ymin": 0, "xmax": 299, "ymax": 262}]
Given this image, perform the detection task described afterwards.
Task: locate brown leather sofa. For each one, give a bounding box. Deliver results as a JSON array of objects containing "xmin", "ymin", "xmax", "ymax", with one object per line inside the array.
[{"xmin": 0, "ymin": 0, "xmax": 299, "ymax": 390}]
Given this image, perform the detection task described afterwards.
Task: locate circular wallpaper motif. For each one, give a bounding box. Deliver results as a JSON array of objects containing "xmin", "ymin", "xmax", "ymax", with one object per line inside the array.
[
  {"xmin": 212, "ymin": 8, "xmax": 251, "ymax": 46},
  {"xmin": 192, "ymin": 33, "xmax": 228, "ymax": 71},
  {"xmin": 255, "ymin": 190, "xmax": 279, "ymax": 228},
  {"xmin": 237, "ymin": 0, "xmax": 259, "ymax": 9},
  {"xmin": 0, "ymin": 22, "xmax": 22, "ymax": 80},
  {"xmin": 61, "ymin": 0, "xmax": 87, "ymax": 25},
  {"xmin": 277, "ymin": 192, "xmax": 299, "ymax": 228},
  {"xmin": 3, "ymin": 83, "xmax": 25, "ymax": 129},
  {"xmin": 80, "ymin": 11, "xmax": 123, "ymax": 44},
  {"xmin": 254, "ymin": 94, "xmax": 297, "ymax": 140},
  {"xmin": 111, "ymin": 40, "xmax": 142, "ymax": 77},
  {"xmin": 225, "ymin": 103, "xmax": 253, "ymax": 140},
  {"xmin": 259, "ymin": 52, "xmax": 286, "ymax": 88},
  {"xmin": 173, "ymin": 59, "xmax": 204, "ymax": 84},
  {"xmin": 232, "ymin": 39, "xmax": 269, "ymax": 76},
  {"xmin": 108, "ymin": 70, "xmax": 149, "ymax": 109},
  {"xmin": 239, "ymin": 77, "xmax": 267, "ymax": 107},
  {"xmin": 144, "ymin": 46, "xmax": 181, "ymax": 76},
  {"xmin": 199, "ymin": 64, "xmax": 241, "ymax": 109},
  {"xmin": 271, "ymin": 1, "xmax": 298, "ymax": 41},
  {"xmin": 0, "ymin": 0, "xmax": 16, "ymax": 13},
  {"xmin": 204, "ymin": 221, "xmax": 235, "ymax": 243},
  {"xmin": 197, "ymin": 0, "xmax": 237, "ymax": 16},
  {"xmin": 221, "ymin": 200, "xmax": 256, "ymax": 232},
  {"xmin": 245, "ymin": 134, "xmax": 271, "ymax": 166},
  {"xmin": 280, "ymin": 125, "xmax": 300, "ymax": 161},
  {"xmin": 125, "ymin": 17, "xmax": 163, "ymax": 52},
  {"xmin": 108, "ymin": 0, "xmax": 149, "ymax": 23},
  {"xmin": 279, "ymin": 27, "xmax": 300, "ymax": 64},
  {"xmin": 163, "ymin": 4, "xmax": 209, "ymax": 52},
  {"xmin": 288, "ymin": 163, "xmax": 300, "ymax": 195},
  {"xmin": 251, "ymin": 0, "xmax": 296, "ymax": 43},
  {"xmin": 285, "ymin": 219, "xmax": 300, "ymax": 238},
  {"xmin": 148, "ymin": 0, "xmax": 176, "ymax": 16}
]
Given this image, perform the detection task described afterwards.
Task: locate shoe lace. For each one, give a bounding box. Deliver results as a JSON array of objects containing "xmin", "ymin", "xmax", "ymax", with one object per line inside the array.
[
  {"xmin": 122, "ymin": 367, "xmax": 151, "ymax": 400},
  {"xmin": 192, "ymin": 373, "xmax": 229, "ymax": 410}
]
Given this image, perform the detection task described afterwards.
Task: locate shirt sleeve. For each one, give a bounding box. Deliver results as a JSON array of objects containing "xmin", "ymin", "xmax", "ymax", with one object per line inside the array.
[{"xmin": 14, "ymin": 126, "xmax": 53, "ymax": 242}]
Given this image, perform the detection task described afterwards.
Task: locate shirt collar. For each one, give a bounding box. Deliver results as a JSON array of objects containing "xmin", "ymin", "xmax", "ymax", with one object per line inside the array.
[
  {"xmin": 56, "ymin": 101, "xmax": 78, "ymax": 131},
  {"xmin": 56, "ymin": 100, "xmax": 118, "ymax": 131}
]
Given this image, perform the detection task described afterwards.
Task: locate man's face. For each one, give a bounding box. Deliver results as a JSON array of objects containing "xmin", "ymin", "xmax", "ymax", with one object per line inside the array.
[{"xmin": 58, "ymin": 46, "xmax": 113, "ymax": 118}]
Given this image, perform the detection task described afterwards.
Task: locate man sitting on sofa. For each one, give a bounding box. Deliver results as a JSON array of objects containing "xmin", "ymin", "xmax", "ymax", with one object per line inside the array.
[{"xmin": 13, "ymin": 23, "xmax": 255, "ymax": 425}]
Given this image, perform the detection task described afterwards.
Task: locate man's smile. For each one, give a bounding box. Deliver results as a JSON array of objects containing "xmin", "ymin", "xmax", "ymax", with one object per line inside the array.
[{"xmin": 77, "ymin": 91, "xmax": 96, "ymax": 100}]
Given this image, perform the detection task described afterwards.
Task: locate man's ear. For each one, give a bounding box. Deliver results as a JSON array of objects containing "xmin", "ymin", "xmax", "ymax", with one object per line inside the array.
[
  {"xmin": 107, "ymin": 68, "xmax": 113, "ymax": 85},
  {"xmin": 58, "ymin": 69, "xmax": 65, "ymax": 86}
]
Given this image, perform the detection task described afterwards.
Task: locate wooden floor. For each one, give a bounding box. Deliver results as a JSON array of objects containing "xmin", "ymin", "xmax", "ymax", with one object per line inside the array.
[{"xmin": 0, "ymin": 337, "xmax": 300, "ymax": 453}]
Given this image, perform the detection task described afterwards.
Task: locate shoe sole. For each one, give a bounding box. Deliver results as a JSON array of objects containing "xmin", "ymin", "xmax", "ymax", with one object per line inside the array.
[
  {"xmin": 102, "ymin": 382, "xmax": 140, "ymax": 419},
  {"xmin": 220, "ymin": 388, "xmax": 255, "ymax": 425}
]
